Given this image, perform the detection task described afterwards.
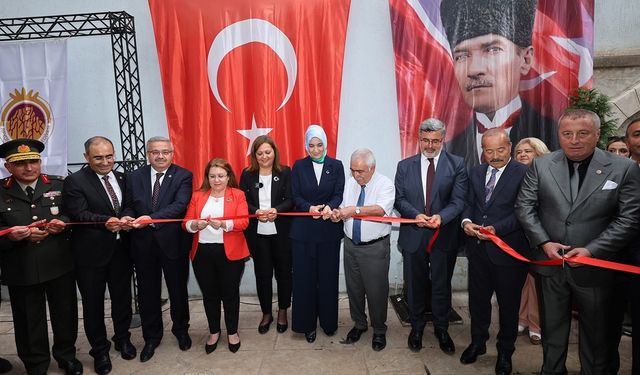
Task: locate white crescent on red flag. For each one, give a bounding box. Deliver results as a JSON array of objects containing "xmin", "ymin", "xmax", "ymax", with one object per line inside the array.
[{"xmin": 148, "ymin": 0, "xmax": 351, "ymax": 183}]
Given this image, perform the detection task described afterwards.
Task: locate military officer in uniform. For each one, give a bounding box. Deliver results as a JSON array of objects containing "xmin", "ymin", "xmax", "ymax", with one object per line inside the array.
[{"xmin": 0, "ymin": 139, "xmax": 82, "ymax": 375}]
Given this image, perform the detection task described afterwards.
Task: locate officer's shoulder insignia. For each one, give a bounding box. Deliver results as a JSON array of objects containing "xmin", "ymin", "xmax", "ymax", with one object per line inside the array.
[
  {"xmin": 41, "ymin": 174, "xmax": 64, "ymax": 183},
  {"xmin": 2, "ymin": 176, "xmax": 13, "ymax": 189}
]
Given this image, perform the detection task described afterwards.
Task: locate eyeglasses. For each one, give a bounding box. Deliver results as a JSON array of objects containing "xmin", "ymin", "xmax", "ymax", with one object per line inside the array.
[
  {"xmin": 148, "ymin": 150, "xmax": 173, "ymax": 157},
  {"xmin": 420, "ymin": 138, "xmax": 443, "ymax": 146}
]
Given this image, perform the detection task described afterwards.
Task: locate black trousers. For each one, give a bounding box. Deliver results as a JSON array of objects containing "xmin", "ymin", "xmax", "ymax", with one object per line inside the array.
[
  {"xmin": 468, "ymin": 252, "xmax": 527, "ymax": 355},
  {"xmin": 8, "ymin": 271, "xmax": 78, "ymax": 375},
  {"xmin": 402, "ymin": 246, "xmax": 457, "ymax": 332},
  {"xmin": 192, "ymin": 243, "xmax": 245, "ymax": 335},
  {"xmin": 76, "ymin": 240, "xmax": 133, "ymax": 358},
  {"xmin": 132, "ymin": 237, "xmax": 190, "ymax": 344},
  {"xmin": 252, "ymin": 234, "xmax": 292, "ymax": 314},
  {"xmin": 291, "ymin": 240, "xmax": 341, "ymax": 334},
  {"xmin": 539, "ymin": 269, "xmax": 612, "ymax": 375},
  {"xmin": 609, "ymin": 271, "xmax": 640, "ymax": 375}
]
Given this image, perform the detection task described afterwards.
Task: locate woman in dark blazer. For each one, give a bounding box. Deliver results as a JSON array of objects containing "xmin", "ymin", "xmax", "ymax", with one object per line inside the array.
[
  {"xmin": 290, "ymin": 125, "xmax": 345, "ymax": 343},
  {"xmin": 183, "ymin": 158, "xmax": 249, "ymax": 354},
  {"xmin": 239, "ymin": 136, "xmax": 293, "ymax": 334}
]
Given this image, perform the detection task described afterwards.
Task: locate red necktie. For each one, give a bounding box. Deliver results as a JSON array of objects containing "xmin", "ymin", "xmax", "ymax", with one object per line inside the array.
[{"xmin": 425, "ymin": 158, "xmax": 435, "ymax": 215}]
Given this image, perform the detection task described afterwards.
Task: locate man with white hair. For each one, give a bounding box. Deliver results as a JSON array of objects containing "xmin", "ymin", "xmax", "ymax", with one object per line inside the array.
[{"xmin": 331, "ymin": 149, "xmax": 395, "ymax": 351}]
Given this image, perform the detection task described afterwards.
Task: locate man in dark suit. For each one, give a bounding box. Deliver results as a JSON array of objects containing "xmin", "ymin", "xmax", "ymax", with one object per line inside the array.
[
  {"xmin": 394, "ymin": 118, "xmax": 468, "ymax": 354},
  {"xmin": 441, "ymin": 0, "xmax": 558, "ymax": 168},
  {"xmin": 459, "ymin": 129, "xmax": 529, "ymax": 375},
  {"xmin": 63, "ymin": 136, "xmax": 136, "ymax": 374},
  {"xmin": 121, "ymin": 136, "xmax": 193, "ymax": 362},
  {"xmin": 515, "ymin": 109, "xmax": 640, "ymax": 374},
  {"xmin": 0, "ymin": 139, "xmax": 82, "ymax": 375}
]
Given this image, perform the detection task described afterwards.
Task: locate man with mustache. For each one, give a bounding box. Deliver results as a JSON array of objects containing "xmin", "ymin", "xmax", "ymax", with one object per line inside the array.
[
  {"xmin": 121, "ymin": 136, "xmax": 193, "ymax": 362},
  {"xmin": 460, "ymin": 129, "xmax": 530, "ymax": 375},
  {"xmin": 441, "ymin": 0, "xmax": 558, "ymax": 168}
]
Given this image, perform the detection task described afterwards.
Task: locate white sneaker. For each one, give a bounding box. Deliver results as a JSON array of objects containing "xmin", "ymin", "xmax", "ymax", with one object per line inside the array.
[{"xmin": 518, "ymin": 325, "xmax": 527, "ymax": 334}]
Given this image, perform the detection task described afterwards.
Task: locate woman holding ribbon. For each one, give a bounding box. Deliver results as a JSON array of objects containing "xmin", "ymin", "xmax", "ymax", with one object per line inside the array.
[
  {"xmin": 513, "ymin": 137, "xmax": 549, "ymax": 345},
  {"xmin": 239, "ymin": 136, "xmax": 293, "ymax": 334},
  {"xmin": 289, "ymin": 125, "xmax": 345, "ymax": 343},
  {"xmin": 183, "ymin": 158, "xmax": 249, "ymax": 354}
]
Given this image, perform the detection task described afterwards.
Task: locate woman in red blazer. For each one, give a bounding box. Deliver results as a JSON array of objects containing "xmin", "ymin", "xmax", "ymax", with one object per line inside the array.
[{"xmin": 183, "ymin": 158, "xmax": 249, "ymax": 354}]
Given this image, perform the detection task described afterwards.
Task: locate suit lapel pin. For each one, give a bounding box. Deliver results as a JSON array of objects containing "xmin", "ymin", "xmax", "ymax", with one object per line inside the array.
[
  {"xmin": 168, "ymin": 175, "xmax": 173, "ymax": 178},
  {"xmin": 273, "ymin": 176, "xmax": 279, "ymax": 182},
  {"xmin": 254, "ymin": 183, "xmax": 261, "ymax": 189},
  {"xmin": 325, "ymin": 170, "xmax": 330, "ymax": 174},
  {"xmin": 596, "ymin": 170, "xmax": 602, "ymax": 174},
  {"xmin": 226, "ymin": 197, "xmax": 232, "ymax": 202}
]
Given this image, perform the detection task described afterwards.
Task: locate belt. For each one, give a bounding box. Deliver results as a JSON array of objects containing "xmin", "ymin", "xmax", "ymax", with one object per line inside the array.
[{"xmin": 353, "ymin": 234, "xmax": 389, "ymax": 246}]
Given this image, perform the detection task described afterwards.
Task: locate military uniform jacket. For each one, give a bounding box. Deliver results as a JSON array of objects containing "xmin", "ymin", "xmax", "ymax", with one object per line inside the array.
[{"xmin": 0, "ymin": 175, "xmax": 73, "ymax": 286}]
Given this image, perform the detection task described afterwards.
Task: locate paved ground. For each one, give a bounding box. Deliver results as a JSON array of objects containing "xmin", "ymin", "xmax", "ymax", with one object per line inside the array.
[{"xmin": 0, "ymin": 292, "xmax": 631, "ymax": 374}]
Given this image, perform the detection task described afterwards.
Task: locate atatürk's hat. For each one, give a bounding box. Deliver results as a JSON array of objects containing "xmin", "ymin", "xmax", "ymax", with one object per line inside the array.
[
  {"xmin": 440, "ymin": 0, "xmax": 537, "ymax": 49},
  {"xmin": 0, "ymin": 138, "xmax": 45, "ymax": 163}
]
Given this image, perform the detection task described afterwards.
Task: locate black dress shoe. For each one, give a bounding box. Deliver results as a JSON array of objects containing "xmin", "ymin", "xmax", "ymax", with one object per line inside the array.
[
  {"xmin": 258, "ymin": 316, "xmax": 274, "ymax": 334},
  {"xmin": 323, "ymin": 328, "xmax": 336, "ymax": 336},
  {"xmin": 228, "ymin": 341, "xmax": 241, "ymax": 353},
  {"xmin": 94, "ymin": 355, "xmax": 112, "ymax": 375},
  {"xmin": 407, "ymin": 329, "xmax": 423, "ymax": 352},
  {"xmin": 372, "ymin": 334, "xmax": 386, "ymax": 351},
  {"xmin": 205, "ymin": 341, "xmax": 218, "ymax": 354},
  {"xmin": 0, "ymin": 357, "xmax": 11, "ymax": 374},
  {"xmin": 176, "ymin": 333, "xmax": 192, "ymax": 351},
  {"xmin": 277, "ymin": 322, "xmax": 288, "ymax": 333},
  {"xmin": 57, "ymin": 358, "xmax": 83, "ymax": 375},
  {"xmin": 139, "ymin": 342, "xmax": 159, "ymax": 362},
  {"xmin": 495, "ymin": 352, "xmax": 513, "ymax": 375},
  {"xmin": 305, "ymin": 330, "xmax": 317, "ymax": 343},
  {"xmin": 114, "ymin": 340, "xmax": 137, "ymax": 360},
  {"xmin": 344, "ymin": 327, "xmax": 368, "ymax": 344},
  {"xmin": 460, "ymin": 343, "xmax": 486, "ymax": 364},
  {"xmin": 434, "ymin": 329, "xmax": 455, "ymax": 355}
]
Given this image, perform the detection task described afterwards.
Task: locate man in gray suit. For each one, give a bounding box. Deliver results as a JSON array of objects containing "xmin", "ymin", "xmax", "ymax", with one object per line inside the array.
[{"xmin": 515, "ymin": 109, "xmax": 640, "ymax": 375}]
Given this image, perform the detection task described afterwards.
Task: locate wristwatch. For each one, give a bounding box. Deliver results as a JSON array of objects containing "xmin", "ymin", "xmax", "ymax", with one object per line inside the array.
[{"xmin": 355, "ymin": 207, "xmax": 361, "ymax": 215}]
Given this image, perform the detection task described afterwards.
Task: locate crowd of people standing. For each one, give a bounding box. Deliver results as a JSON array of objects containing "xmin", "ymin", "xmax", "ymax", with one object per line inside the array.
[{"xmin": 0, "ymin": 112, "xmax": 638, "ymax": 375}]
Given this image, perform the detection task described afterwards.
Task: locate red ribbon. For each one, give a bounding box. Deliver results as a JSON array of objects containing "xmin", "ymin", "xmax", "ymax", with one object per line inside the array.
[
  {"xmin": 1, "ymin": 212, "xmax": 442, "ymax": 252},
  {"xmin": 478, "ymin": 228, "xmax": 640, "ymax": 275}
]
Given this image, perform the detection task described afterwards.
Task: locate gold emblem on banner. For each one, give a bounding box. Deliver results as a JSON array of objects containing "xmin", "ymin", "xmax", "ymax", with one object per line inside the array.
[{"xmin": 0, "ymin": 88, "xmax": 53, "ymax": 143}]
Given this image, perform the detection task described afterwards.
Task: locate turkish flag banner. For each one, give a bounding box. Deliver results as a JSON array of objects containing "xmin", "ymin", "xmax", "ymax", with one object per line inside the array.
[{"xmin": 148, "ymin": 0, "xmax": 351, "ymax": 183}]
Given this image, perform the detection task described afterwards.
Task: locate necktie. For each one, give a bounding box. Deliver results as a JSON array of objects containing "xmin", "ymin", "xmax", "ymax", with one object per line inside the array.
[
  {"xmin": 570, "ymin": 162, "xmax": 580, "ymax": 202},
  {"xmin": 425, "ymin": 158, "xmax": 435, "ymax": 215},
  {"xmin": 102, "ymin": 175, "xmax": 121, "ymax": 214},
  {"xmin": 485, "ymin": 168, "xmax": 499, "ymax": 203},
  {"xmin": 152, "ymin": 172, "xmax": 164, "ymax": 209},
  {"xmin": 25, "ymin": 186, "xmax": 34, "ymax": 201},
  {"xmin": 352, "ymin": 185, "xmax": 365, "ymax": 244}
]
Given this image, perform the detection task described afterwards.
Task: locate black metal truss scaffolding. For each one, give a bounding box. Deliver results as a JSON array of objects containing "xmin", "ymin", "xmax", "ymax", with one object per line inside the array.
[{"xmin": 0, "ymin": 11, "xmax": 147, "ymax": 171}]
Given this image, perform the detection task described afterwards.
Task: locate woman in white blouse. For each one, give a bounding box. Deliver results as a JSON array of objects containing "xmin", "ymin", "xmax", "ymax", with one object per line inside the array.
[
  {"xmin": 183, "ymin": 158, "xmax": 249, "ymax": 354},
  {"xmin": 239, "ymin": 136, "xmax": 293, "ymax": 334}
]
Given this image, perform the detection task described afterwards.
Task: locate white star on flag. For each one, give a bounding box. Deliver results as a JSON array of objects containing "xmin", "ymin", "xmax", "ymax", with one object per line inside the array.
[{"xmin": 236, "ymin": 115, "xmax": 273, "ymax": 156}]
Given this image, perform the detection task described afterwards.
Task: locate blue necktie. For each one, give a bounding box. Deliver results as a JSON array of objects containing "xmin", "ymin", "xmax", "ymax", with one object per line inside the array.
[
  {"xmin": 485, "ymin": 168, "xmax": 498, "ymax": 203},
  {"xmin": 352, "ymin": 185, "xmax": 365, "ymax": 244}
]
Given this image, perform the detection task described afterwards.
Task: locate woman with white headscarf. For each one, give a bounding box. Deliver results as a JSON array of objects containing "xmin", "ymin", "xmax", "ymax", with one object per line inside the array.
[{"xmin": 289, "ymin": 125, "xmax": 345, "ymax": 343}]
